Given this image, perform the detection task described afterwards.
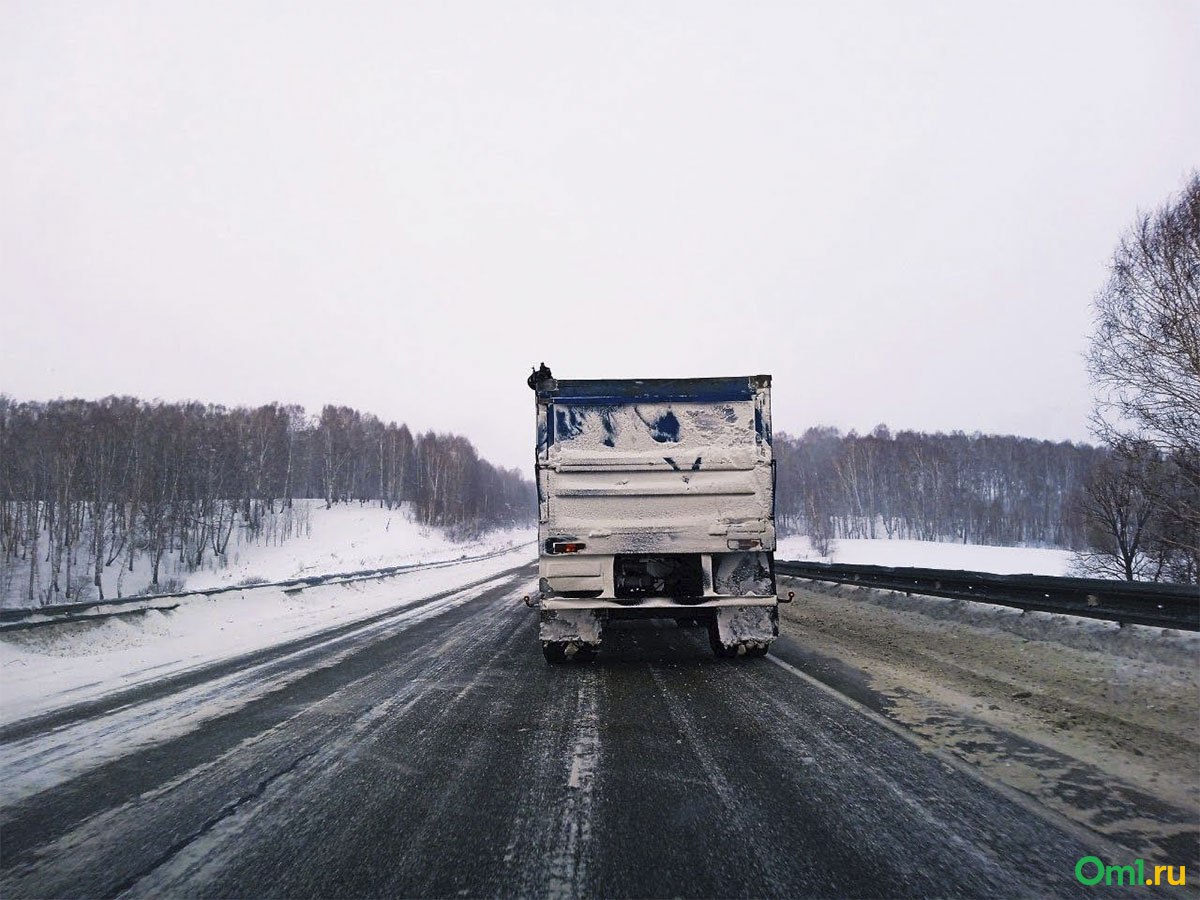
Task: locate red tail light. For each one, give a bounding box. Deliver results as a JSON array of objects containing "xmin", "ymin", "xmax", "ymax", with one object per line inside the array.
[
  {"xmin": 550, "ymin": 541, "xmax": 586, "ymax": 554},
  {"xmin": 727, "ymin": 539, "xmax": 762, "ymax": 550}
]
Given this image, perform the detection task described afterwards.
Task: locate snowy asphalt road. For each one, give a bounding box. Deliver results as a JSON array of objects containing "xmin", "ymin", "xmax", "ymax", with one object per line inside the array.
[{"xmin": 1, "ymin": 561, "xmax": 1114, "ymax": 898}]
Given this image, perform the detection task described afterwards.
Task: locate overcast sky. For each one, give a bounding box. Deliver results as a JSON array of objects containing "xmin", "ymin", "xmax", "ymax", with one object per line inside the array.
[{"xmin": 2, "ymin": 1, "xmax": 1197, "ymax": 473}]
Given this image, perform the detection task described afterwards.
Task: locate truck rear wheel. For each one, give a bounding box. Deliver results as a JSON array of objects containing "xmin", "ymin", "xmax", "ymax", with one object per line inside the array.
[
  {"xmin": 708, "ymin": 622, "xmax": 771, "ymax": 658},
  {"xmin": 708, "ymin": 623, "xmax": 738, "ymax": 658},
  {"xmin": 542, "ymin": 641, "xmax": 597, "ymax": 664}
]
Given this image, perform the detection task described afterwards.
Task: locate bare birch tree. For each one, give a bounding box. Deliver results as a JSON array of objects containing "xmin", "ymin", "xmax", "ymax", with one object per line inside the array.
[{"xmin": 1081, "ymin": 173, "xmax": 1200, "ymax": 582}]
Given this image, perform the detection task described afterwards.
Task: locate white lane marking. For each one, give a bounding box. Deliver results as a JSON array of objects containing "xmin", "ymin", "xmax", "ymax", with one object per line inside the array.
[
  {"xmin": 764, "ymin": 652, "xmax": 1143, "ymax": 863},
  {"xmin": 748, "ymin": 662, "xmax": 994, "ymax": 869}
]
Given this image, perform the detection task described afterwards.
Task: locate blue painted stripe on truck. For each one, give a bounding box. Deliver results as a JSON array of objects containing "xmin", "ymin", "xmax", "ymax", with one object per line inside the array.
[{"xmin": 542, "ymin": 376, "xmax": 763, "ymax": 403}]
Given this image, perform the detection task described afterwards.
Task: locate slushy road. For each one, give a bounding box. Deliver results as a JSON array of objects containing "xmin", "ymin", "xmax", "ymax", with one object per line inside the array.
[{"xmin": 1, "ymin": 561, "xmax": 1107, "ymax": 898}]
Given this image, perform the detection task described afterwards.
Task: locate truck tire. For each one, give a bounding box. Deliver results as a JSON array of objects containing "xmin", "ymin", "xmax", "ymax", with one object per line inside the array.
[
  {"xmin": 542, "ymin": 641, "xmax": 597, "ymax": 664},
  {"xmin": 708, "ymin": 622, "xmax": 771, "ymax": 658},
  {"xmin": 574, "ymin": 645, "xmax": 598, "ymax": 662},
  {"xmin": 708, "ymin": 623, "xmax": 739, "ymax": 658}
]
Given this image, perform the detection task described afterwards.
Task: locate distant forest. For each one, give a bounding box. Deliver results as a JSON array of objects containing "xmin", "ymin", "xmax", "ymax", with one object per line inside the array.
[
  {"xmin": 0, "ymin": 397, "xmax": 533, "ymax": 603},
  {"xmin": 775, "ymin": 426, "xmax": 1100, "ymax": 552},
  {"xmin": 2, "ymin": 394, "xmax": 1115, "ymax": 606}
]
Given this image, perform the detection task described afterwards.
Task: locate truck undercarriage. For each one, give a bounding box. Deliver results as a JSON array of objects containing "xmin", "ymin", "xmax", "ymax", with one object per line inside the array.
[{"xmin": 539, "ymin": 550, "xmax": 779, "ymax": 659}]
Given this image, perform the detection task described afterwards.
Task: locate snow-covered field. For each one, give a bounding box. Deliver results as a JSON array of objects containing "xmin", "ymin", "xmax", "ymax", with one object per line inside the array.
[
  {"xmin": 774, "ymin": 536, "xmax": 1074, "ymax": 576},
  {"xmin": 184, "ymin": 502, "xmax": 532, "ymax": 590}
]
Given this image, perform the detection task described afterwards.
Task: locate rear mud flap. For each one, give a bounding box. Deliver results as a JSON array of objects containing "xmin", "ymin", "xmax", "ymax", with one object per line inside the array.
[
  {"xmin": 539, "ymin": 609, "xmax": 604, "ymax": 647},
  {"xmin": 714, "ymin": 605, "xmax": 778, "ymax": 649}
]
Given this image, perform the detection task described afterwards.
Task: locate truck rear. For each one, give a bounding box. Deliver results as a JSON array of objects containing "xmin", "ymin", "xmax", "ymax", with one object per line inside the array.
[{"xmin": 528, "ymin": 366, "xmax": 781, "ymax": 662}]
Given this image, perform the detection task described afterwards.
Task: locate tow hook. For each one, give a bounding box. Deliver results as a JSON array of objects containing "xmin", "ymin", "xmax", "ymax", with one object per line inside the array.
[
  {"xmin": 780, "ymin": 591, "xmax": 795, "ymax": 604},
  {"xmin": 523, "ymin": 594, "xmax": 536, "ymax": 609}
]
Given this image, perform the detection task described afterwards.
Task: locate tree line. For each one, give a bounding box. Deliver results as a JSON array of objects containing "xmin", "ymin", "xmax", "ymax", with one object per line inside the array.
[
  {"xmin": 9, "ymin": 192, "xmax": 1200, "ymax": 613},
  {"xmin": 774, "ymin": 426, "xmax": 1101, "ymax": 554},
  {"xmin": 0, "ymin": 397, "xmax": 534, "ymax": 605}
]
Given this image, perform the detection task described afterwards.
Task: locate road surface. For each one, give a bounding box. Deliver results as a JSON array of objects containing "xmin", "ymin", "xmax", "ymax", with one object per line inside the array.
[{"xmin": 0, "ymin": 561, "xmax": 1126, "ymax": 897}]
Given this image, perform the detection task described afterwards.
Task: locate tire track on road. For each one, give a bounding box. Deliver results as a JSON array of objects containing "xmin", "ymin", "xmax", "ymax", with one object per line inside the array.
[
  {"xmin": 0, "ymin": 574, "xmax": 537, "ymax": 898},
  {"xmin": 119, "ymin": 580, "xmax": 543, "ymax": 899},
  {"xmin": 2, "ymin": 593, "xmax": 1144, "ymax": 899},
  {"xmin": 0, "ymin": 570, "xmax": 527, "ymax": 807},
  {"xmin": 0, "ymin": 560, "xmax": 534, "ymax": 744},
  {"xmin": 545, "ymin": 673, "xmax": 600, "ymax": 900}
]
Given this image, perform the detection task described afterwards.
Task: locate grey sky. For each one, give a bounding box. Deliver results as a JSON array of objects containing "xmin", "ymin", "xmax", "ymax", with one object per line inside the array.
[{"xmin": 3, "ymin": 1, "xmax": 1197, "ymax": 473}]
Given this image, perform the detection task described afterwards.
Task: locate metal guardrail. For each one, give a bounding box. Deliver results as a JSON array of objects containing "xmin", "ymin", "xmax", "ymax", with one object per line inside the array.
[
  {"xmin": 775, "ymin": 560, "xmax": 1200, "ymax": 631},
  {"xmin": 0, "ymin": 542, "xmax": 535, "ymax": 632}
]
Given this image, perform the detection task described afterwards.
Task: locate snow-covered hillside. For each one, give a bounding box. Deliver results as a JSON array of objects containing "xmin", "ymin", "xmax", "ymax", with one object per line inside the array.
[
  {"xmin": 774, "ymin": 535, "xmax": 1074, "ymax": 576},
  {"xmin": 1, "ymin": 500, "xmax": 534, "ymax": 609},
  {"xmin": 184, "ymin": 501, "xmax": 532, "ymax": 590}
]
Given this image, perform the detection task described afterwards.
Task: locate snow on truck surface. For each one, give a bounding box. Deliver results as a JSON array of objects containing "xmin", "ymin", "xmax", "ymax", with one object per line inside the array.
[{"xmin": 527, "ymin": 365, "xmax": 782, "ymax": 663}]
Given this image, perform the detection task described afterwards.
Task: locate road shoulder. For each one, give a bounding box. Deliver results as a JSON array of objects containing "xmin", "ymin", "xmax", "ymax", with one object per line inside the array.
[{"xmin": 776, "ymin": 577, "xmax": 1200, "ymax": 869}]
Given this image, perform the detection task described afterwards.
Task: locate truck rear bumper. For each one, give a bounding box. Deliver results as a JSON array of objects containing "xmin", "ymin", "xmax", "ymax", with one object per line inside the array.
[
  {"xmin": 538, "ymin": 601, "xmax": 778, "ymax": 650},
  {"xmin": 539, "ymin": 550, "xmax": 776, "ymax": 601},
  {"xmin": 542, "ymin": 596, "xmax": 776, "ymax": 610}
]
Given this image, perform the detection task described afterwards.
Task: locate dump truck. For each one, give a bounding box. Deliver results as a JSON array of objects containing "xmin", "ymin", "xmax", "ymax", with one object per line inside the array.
[{"xmin": 527, "ymin": 365, "xmax": 783, "ymax": 662}]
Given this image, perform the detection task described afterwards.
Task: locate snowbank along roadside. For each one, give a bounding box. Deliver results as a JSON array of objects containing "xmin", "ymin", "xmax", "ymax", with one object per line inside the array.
[
  {"xmin": 776, "ymin": 535, "xmax": 1075, "ymax": 575},
  {"xmin": 0, "ymin": 542, "xmax": 536, "ymax": 728}
]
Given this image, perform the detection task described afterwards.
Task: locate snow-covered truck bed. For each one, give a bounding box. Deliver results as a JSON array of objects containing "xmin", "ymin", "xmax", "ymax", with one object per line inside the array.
[{"xmin": 527, "ymin": 366, "xmax": 781, "ymax": 662}]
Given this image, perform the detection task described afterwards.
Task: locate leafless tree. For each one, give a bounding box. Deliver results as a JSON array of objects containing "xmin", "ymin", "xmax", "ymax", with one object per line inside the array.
[
  {"xmin": 1072, "ymin": 445, "xmax": 1162, "ymax": 581},
  {"xmin": 1081, "ymin": 173, "xmax": 1200, "ymax": 582},
  {"xmin": 1089, "ymin": 174, "xmax": 1200, "ymax": 456}
]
